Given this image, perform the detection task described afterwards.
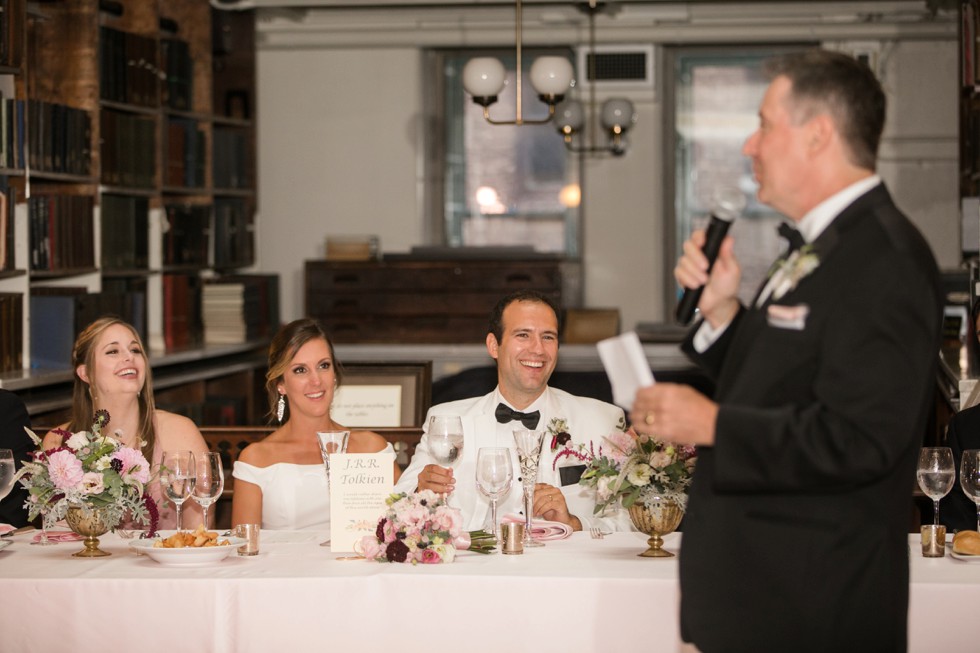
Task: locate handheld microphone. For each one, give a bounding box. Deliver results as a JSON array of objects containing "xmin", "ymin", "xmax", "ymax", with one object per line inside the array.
[{"xmin": 675, "ymin": 187, "xmax": 747, "ymax": 325}]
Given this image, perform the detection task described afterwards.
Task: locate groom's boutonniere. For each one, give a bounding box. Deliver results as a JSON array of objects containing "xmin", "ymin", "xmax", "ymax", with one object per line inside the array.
[
  {"xmin": 547, "ymin": 417, "xmax": 572, "ymax": 452},
  {"xmin": 769, "ymin": 245, "xmax": 820, "ymax": 301}
]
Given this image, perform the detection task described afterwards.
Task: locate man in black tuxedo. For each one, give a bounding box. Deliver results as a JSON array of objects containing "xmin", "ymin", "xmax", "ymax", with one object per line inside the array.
[
  {"xmin": 0, "ymin": 389, "xmax": 32, "ymax": 527},
  {"xmin": 631, "ymin": 50, "xmax": 943, "ymax": 652}
]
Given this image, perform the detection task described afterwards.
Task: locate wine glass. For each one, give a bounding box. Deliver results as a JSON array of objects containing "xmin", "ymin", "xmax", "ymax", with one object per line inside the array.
[
  {"xmin": 191, "ymin": 452, "xmax": 224, "ymax": 530},
  {"xmin": 513, "ymin": 428, "xmax": 546, "ymax": 548},
  {"xmin": 916, "ymin": 447, "xmax": 955, "ymax": 525},
  {"xmin": 960, "ymin": 449, "xmax": 980, "ymax": 532},
  {"xmin": 316, "ymin": 430, "xmax": 350, "ymax": 488},
  {"xmin": 476, "ymin": 447, "xmax": 513, "ymax": 538},
  {"xmin": 428, "ymin": 415, "xmax": 465, "ymax": 499},
  {"xmin": 31, "ymin": 509, "xmax": 57, "ymax": 546},
  {"xmin": 316, "ymin": 430, "xmax": 350, "ymax": 547},
  {"xmin": 0, "ymin": 449, "xmax": 14, "ymax": 502},
  {"xmin": 160, "ymin": 450, "xmax": 196, "ymax": 531}
]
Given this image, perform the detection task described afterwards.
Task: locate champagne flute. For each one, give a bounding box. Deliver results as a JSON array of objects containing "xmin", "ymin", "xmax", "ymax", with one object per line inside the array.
[
  {"xmin": 316, "ymin": 430, "xmax": 349, "ymax": 547},
  {"xmin": 428, "ymin": 415, "xmax": 464, "ymax": 501},
  {"xmin": 0, "ymin": 449, "xmax": 14, "ymax": 502},
  {"xmin": 513, "ymin": 428, "xmax": 546, "ymax": 548},
  {"xmin": 916, "ymin": 447, "xmax": 955, "ymax": 525},
  {"xmin": 476, "ymin": 447, "xmax": 513, "ymax": 538},
  {"xmin": 31, "ymin": 508, "xmax": 57, "ymax": 546},
  {"xmin": 160, "ymin": 450, "xmax": 196, "ymax": 531},
  {"xmin": 191, "ymin": 452, "xmax": 224, "ymax": 530},
  {"xmin": 960, "ymin": 449, "xmax": 980, "ymax": 532}
]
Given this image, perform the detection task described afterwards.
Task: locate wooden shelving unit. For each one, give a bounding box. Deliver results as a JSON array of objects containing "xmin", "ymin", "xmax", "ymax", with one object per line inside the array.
[{"xmin": 0, "ymin": 0, "xmax": 274, "ymax": 426}]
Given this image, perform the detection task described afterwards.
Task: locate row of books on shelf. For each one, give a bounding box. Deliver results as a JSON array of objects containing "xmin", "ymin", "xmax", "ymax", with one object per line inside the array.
[
  {"xmin": 161, "ymin": 37, "xmax": 194, "ymax": 112},
  {"xmin": 166, "ymin": 273, "xmax": 280, "ymax": 350},
  {"xmin": 101, "ymin": 109, "xmax": 156, "ymax": 189},
  {"xmin": 214, "ymin": 198, "xmax": 254, "ymax": 269},
  {"xmin": 0, "ymin": 176, "xmax": 16, "ymax": 272},
  {"xmin": 27, "ymin": 100, "xmax": 91, "ymax": 177},
  {"xmin": 0, "ymin": 0, "xmax": 24, "ymax": 70},
  {"xmin": 101, "ymin": 194, "xmax": 149, "ymax": 271},
  {"xmin": 164, "ymin": 204, "xmax": 210, "ymax": 267},
  {"xmin": 29, "ymin": 287, "xmax": 146, "ymax": 370},
  {"xmin": 29, "ymin": 194, "xmax": 95, "ymax": 272},
  {"xmin": 0, "ymin": 95, "xmax": 24, "ymax": 171},
  {"xmin": 165, "ymin": 118, "xmax": 206, "ymax": 189},
  {"xmin": 157, "ymin": 396, "xmax": 248, "ymax": 429},
  {"xmin": 202, "ymin": 274, "xmax": 279, "ymax": 345},
  {"xmin": 99, "ymin": 26, "xmax": 160, "ymax": 108},
  {"xmin": 0, "ymin": 292, "xmax": 22, "ymax": 373},
  {"xmin": 213, "ymin": 127, "xmax": 249, "ymax": 190}
]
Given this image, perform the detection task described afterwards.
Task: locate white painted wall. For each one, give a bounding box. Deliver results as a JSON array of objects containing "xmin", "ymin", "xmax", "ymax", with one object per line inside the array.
[{"xmin": 254, "ymin": 3, "xmax": 960, "ymax": 328}]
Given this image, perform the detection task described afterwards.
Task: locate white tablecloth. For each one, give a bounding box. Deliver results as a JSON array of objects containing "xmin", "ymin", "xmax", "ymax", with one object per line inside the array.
[{"xmin": 0, "ymin": 531, "xmax": 976, "ymax": 653}]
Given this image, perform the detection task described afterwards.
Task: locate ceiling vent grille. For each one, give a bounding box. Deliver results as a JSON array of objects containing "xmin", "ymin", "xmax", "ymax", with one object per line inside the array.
[{"xmin": 575, "ymin": 45, "xmax": 655, "ymax": 95}]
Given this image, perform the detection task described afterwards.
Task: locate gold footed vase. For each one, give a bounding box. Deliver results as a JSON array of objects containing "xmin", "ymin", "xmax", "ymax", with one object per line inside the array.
[
  {"xmin": 65, "ymin": 504, "xmax": 113, "ymax": 558},
  {"xmin": 628, "ymin": 498, "xmax": 684, "ymax": 558}
]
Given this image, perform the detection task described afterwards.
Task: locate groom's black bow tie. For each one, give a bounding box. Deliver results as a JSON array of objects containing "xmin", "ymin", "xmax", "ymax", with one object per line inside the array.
[
  {"xmin": 777, "ymin": 222, "xmax": 806, "ymax": 254},
  {"xmin": 495, "ymin": 403, "xmax": 541, "ymax": 430}
]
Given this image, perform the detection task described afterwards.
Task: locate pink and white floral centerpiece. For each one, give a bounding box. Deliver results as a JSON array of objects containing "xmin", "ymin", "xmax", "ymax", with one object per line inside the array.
[
  {"xmin": 559, "ymin": 428, "xmax": 697, "ymax": 514},
  {"xmin": 16, "ymin": 409, "xmax": 159, "ymax": 533}
]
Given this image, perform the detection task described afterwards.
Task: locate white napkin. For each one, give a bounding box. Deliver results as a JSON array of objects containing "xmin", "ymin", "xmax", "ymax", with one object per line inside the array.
[{"xmin": 501, "ymin": 514, "xmax": 572, "ymax": 541}]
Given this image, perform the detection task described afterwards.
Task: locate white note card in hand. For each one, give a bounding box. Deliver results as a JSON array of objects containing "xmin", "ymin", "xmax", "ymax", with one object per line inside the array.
[{"xmin": 597, "ymin": 331, "xmax": 656, "ymax": 409}]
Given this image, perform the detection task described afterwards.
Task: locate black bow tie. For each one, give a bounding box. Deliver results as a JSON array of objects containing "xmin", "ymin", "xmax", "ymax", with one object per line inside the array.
[
  {"xmin": 494, "ymin": 403, "xmax": 541, "ymax": 430},
  {"xmin": 777, "ymin": 222, "xmax": 806, "ymax": 254}
]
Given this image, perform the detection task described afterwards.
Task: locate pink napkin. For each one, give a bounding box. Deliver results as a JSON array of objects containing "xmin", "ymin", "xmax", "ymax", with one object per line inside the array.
[
  {"xmin": 32, "ymin": 531, "xmax": 84, "ymax": 543},
  {"xmin": 501, "ymin": 514, "xmax": 572, "ymax": 541},
  {"xmin": 0, "ymin": 524, "xmax": 13, "ymax": 536}
]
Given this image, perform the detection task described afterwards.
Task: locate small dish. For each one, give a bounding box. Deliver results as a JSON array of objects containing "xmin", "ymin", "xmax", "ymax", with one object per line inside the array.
[
  {"xmin": 130, "ymin": 534, "xmax": 246, "ymax": 567},
  {"xmin": 949, "ymin": 550, "xmax": 980, "ymax": 563}
]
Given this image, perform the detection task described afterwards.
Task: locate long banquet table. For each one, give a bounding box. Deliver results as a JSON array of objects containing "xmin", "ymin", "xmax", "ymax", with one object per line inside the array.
[{"xmin": 0, "ymin": 530, "xmax": 977, "ymax": 652}]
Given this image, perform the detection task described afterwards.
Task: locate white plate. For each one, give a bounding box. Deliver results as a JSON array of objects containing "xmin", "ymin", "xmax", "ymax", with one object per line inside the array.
[
  {"xmin": 0, "ymin": 539, "xmax": 11, "ymax": 552},
  {"xmin": 949, "ymin": 549, "xmax": 980, "ymax": 563},
  {"xmin": 130, "ymin": 533, "xmax": 246, "ymax": 567}
]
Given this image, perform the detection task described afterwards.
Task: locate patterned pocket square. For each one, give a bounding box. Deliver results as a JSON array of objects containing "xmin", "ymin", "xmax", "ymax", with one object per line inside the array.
[{"xmin": 767, "ymin": 303, "xmax": 809, "ymax": 331}]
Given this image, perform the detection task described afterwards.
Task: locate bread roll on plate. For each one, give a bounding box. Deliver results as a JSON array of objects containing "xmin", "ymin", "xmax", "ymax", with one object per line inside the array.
[{"xmin": 952, "ymin": 530, "xmax": 980, "ymax": 555}]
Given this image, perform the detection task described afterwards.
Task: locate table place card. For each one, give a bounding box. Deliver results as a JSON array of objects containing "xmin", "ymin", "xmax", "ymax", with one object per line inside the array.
[{"xmin": 329, "ymin": 452, "xmax": 395, "ymax": 553}]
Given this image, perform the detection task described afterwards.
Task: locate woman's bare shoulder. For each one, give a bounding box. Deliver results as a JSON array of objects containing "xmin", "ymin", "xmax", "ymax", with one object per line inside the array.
[
  {"xmin": 40, "ymin": 423, "xmax": 70, "ymax": 448},
  {"xmin": 238, "ymin": 429, "xmax": 287, "ymax": 466},
  {"xmin": 153, "ymin": 410, "xmax": 208, "ymax": 451},
  {"xmin": 349, "ymin": 429, "xmax": 391, "ymax": 453}
]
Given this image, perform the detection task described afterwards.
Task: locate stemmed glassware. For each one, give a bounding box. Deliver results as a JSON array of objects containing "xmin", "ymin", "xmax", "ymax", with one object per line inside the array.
[
  {"xmin": 960, "ymin": 449, "xmax": 980, "ymax": 532},
  {"xmin": 316, "ymin": 430, "xmax": 350, "ymax": 547},
  {"xmin": 428, "ymin": 415, "xmax": 465, "ymax": 501},
  {"xmin": 476, "ymin": 447, "xmax": 514, "ymax": 538},
  {"xmin": 513, "ymin": 428, "xmax": 546, "ymax": 548},
  {"xmin": 191, "ymin": 452, "xmax": 224, "ymax": 530},
  {"xmin": 0, "ymin": 449, "xmax": 14, "ymax": 502},
  {"xmin": 160, "ymin": 450, "xmax": 196, "ymax": 531},
  {"xmin": 916, "ymin": 447, "xmax": 955, "ymax": 526}
]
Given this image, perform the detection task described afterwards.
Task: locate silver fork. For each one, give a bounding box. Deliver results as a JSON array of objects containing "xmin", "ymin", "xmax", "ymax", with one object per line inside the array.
[{"xmin": 589, "ymin": 527, "xmax": 605, "ymax": 540}]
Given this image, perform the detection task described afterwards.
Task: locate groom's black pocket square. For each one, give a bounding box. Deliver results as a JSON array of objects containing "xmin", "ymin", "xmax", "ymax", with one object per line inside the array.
[{"xmin": 559, "ymin": 464, "xmax": 586, "ymax": 487}]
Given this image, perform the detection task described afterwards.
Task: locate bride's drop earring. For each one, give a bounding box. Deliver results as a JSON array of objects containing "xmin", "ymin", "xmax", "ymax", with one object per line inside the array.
[{"xmin": 276, "ymin": 394, "xmax": 286, "ymax": 423}]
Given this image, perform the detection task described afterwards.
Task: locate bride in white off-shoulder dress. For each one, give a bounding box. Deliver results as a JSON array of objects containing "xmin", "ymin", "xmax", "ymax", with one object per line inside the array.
[{"xmin": 231, "ymin": 319, "xmax": 401, "ymax": 530}]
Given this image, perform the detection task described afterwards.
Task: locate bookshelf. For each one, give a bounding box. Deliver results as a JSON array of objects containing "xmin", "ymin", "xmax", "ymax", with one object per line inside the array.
[{"xmin": 0, "ymin": 0, "xmax": 275, "ymax": 426}]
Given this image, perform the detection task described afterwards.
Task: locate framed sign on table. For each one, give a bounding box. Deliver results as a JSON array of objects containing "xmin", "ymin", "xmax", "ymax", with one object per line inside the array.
[{"xmin": 333, "ymin": 361, "xmax": 432, "ymax": 427}]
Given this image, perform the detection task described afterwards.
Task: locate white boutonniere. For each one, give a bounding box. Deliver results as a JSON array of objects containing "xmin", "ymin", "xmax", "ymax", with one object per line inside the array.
[{"xmin": 769, "ymin": 246, "xmax": 820, "ymax": 301}]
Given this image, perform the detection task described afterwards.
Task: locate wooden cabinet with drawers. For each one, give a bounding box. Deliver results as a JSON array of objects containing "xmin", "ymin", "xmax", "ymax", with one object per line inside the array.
[{"xmin": 305, "ymin": 257, "xmax": 581, "ymax": 343}]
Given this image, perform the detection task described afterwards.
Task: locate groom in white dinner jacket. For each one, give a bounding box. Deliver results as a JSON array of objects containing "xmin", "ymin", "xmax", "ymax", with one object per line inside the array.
[{"xmin": 395, "ymin": 290, "xmax": 631, "ymax": 533}]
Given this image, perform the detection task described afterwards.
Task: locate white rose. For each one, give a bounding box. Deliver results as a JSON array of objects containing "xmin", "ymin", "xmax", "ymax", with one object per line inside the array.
[
  {"xmin": 627, "ymin": 463, "xmax": 653, "ymax": 487},
  {"xmin": 78, "ymin": 471, "xmax": 105, "ymax": 495},
  {"xmin": 65, "ymin": 431, "xmax": 90, "ymax": 450}
]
